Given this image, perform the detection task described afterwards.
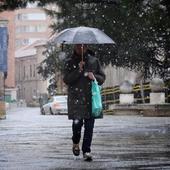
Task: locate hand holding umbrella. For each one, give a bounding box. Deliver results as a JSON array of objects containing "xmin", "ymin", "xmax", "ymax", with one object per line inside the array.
[{"xmin": 79, "ymin": 60, "xmax": 85, "ymax": 72}]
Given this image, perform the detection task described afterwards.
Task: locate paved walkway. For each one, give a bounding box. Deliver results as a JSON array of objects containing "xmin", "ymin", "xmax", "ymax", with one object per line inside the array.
[{"xmin": 0, "ymin": 107, "xmax": 170, "ymax": 170}]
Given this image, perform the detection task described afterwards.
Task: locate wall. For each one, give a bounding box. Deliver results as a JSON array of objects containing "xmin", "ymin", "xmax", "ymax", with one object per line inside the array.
[{"xmin": 103, "ymin": 64, "xmax": 139, "ymax": 88}]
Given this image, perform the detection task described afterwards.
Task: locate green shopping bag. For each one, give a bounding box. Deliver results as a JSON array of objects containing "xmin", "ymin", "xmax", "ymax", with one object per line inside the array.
[{"xmin": 91, "ymin": 79, "xmax": 102, "ymax": 118}]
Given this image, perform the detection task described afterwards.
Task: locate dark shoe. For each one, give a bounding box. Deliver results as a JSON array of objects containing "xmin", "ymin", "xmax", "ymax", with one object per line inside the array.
[
  {"xmin": 83, "ymin": 152, "xmax": 93, "ymax": 162},
  {"xmin": 72, "ymin": 144, "xmax": 80, "ymax": 156}
]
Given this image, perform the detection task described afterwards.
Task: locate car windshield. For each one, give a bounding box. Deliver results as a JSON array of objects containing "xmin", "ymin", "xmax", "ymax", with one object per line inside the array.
[
  {"xmin": 53, "ymin": 96, "xmax": 67, "ymax": 102},
  {"xmin": 47, "ymin": 96, "xmax": 67, "ymax": 103}
]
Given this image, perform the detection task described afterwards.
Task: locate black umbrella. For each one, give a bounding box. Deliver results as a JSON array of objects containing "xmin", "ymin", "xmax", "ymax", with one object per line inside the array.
[
  {"xmin": 52, "ymin": 26, "xmax": 115, "ymax": 61},
  {"xmin": 53, "ymin": 26, "xmax": 115, "ymax": 44}
]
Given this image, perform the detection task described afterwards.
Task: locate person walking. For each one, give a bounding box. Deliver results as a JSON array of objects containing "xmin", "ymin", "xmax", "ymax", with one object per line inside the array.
[{"xmin": 63, "ymin": 44, "xmax": 105, "ymax": 161}]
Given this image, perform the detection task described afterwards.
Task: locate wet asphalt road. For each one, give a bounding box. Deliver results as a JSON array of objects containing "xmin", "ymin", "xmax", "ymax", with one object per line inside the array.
[{"xmin": 0, "ymin": 107, "xmax": 170, "ymax": 170}]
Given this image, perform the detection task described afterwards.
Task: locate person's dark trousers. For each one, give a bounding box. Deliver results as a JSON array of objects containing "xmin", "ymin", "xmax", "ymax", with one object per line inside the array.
[{"xmin": 72, "ymin": 117, "xmax": 95, "ymax": 154}]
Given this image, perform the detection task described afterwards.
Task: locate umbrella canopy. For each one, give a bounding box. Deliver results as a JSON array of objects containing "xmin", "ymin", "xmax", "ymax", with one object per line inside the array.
[{"xmin": 52, "ymin": 26, "xmax": 115, "ymax": 44}]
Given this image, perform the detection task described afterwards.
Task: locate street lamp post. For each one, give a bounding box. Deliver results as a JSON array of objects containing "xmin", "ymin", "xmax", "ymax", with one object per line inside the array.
[{"xmin": 0, "ymin": 18, "xmax": 8, "ymax": 119}]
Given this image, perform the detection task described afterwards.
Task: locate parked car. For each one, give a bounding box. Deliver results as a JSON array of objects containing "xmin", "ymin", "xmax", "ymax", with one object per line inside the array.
[{"xmin": 41, "ymin": 95, "xmax": 68, "ymax": 115}]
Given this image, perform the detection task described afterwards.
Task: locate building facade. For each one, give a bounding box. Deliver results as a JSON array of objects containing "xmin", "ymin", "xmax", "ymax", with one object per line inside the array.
[
  {"xmin": 15, "ymin": 40, "xmax": 66, "ymax": 105},
  {"xmin": 15, "ymin": 7, "xmax": 52, "ymax": 49},
  {"xmin": 0, "ymin": 5, "xmax": 52, "ymax": 103},
  {"xmin": 0, "ymin": 11, "xmax": 16, "ymax": 91},
  {"xmin": 15, "ymin": 40, "xmax": 49, "ymax": 104}
]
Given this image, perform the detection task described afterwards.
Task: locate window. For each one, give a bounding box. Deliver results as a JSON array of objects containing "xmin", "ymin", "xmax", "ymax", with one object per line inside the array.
[
  {"xmin": 23, "ymin": 66, "xmax": 26, "ymax": 79},
  {"xmin": 33, "ymin": 64, "xmax": 36, "ymax": 77},
  {"xmin": 35, "ymin": 25, "xmax": 47, "ymax": 32},
  {"xmin": 30, "ymin": 65, "xmax": 32, "ymax": 78},
  {"xmin": 16, "ymin": 13, "xmax": 46, "ymax": 21},
  {"xmin": 16, "ymin": 25, "xmax": 47, "ymax": 33},
  {"xmin": 16, "ymin": 39, "xmax": 29, "ymax": 48},
  {"xmin": 16, "ymin": 26, "xmax": 29, "ymax": 33}
]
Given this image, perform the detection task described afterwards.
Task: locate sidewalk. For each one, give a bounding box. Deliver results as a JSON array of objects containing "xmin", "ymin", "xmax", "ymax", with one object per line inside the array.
[{"xmin": 0, "ymin": 107, "xmax": 170, "ymax": 170}]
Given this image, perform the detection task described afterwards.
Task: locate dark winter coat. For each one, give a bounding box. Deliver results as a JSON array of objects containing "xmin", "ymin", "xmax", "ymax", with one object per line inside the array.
[{"xmin": 63, "ymin": 50, "xmax": 106, "ymax": 120}]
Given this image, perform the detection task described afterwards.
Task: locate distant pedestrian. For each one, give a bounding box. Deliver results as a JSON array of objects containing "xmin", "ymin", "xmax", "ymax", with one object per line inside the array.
[
  {"xmin": 39, "ymin": 96, "xmax": 43, "ymax": 109},
  {"xmin": 63, "ymin": 44, "xmax": 105, "ymax": 161}
]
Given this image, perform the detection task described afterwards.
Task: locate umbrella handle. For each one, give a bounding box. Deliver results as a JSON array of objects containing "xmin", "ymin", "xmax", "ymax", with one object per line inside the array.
[{"xmin": 81, "ymin": 44, "xmax": 84, "ymax": 62}]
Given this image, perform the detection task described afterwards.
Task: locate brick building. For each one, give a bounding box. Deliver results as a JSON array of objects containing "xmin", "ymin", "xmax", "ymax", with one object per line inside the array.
[
  {"xmin": 15, "ymin": 40, "xmax": 49, "ymax": 104},
  {"xmin": 0, "ymin": 4, "xmax": 52, "ymax": 102}
]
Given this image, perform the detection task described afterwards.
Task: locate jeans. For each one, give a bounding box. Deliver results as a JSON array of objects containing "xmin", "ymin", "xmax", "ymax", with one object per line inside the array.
[{"xmin": 72, "ymin": 117, "xmax": 95, "ymax": 154}]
